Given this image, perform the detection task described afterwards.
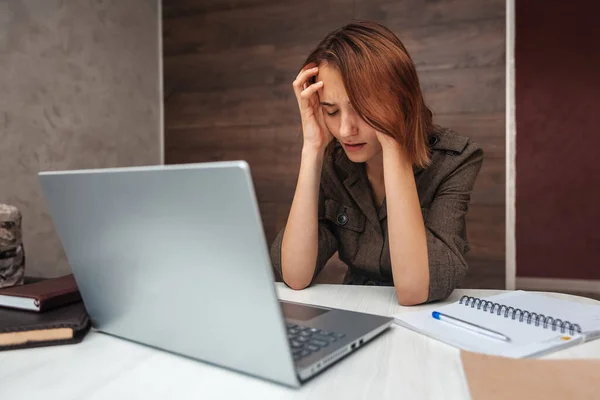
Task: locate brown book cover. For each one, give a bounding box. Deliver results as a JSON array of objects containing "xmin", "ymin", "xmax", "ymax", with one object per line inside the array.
[
  {"xmin": 0, "ymin": 301, "xmax": 90, "ymax": 350},
  {"xmin": 0, "ymin": 274, "xmax": 81, "ymax": 312}
]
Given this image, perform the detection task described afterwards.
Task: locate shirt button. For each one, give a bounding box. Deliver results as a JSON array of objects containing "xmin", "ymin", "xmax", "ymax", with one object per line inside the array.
[{"xmin": 336, "ymin": 213, "xmax": 348, "ymax": 226}]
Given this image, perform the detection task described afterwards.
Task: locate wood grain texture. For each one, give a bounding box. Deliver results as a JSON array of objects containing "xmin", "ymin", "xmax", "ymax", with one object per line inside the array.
[
  {"xmin": 163, "ymin": 0, "xmax": 279, "ymax": 18},
  {"xmin": 164, "ymin": 84, "xmax": 299, "ymax": 129},
  {"xmin": 164, "ymin": 67, "xmax": 504, "ymax": 131},
  {"xmin": 354, "ymin": 0, "xmax": 506, "ymax": 26},
  {"xmin": 163, "ymin": 0, "xmax": 354, "ymax": 56},
  {"xmin": 375, "ymin": 17, "xmax": 506, "ymax": 72},
  {"xmin": 421, "ymin": 67, "xmax": 505, "ymax": 114},
  {"xmin": 163, "ymin": 1, "xmax": 506, "ymax": 289},
  {"xmin": 163, "ymin": 18, "xmax": 505, "ymax": 93}
]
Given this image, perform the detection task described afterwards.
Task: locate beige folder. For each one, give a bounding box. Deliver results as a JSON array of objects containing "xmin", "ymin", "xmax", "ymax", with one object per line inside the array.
[{"xmin": 461, "ymin": 350, "xmax": 600, "ymax": 399}]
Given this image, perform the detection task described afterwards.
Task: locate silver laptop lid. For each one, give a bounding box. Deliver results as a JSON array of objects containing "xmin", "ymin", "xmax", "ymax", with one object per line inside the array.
[{"xmin": 39, "ymin": 161, "xmax": 300, "ymax": 387}]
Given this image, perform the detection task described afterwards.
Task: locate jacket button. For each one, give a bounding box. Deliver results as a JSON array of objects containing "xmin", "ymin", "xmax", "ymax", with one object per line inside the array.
[
  {"xmin": 336, "ymin": 213, "xmax": 348, "ymax": 226},
  {"xmin": 428, "ymin": 136, "xmax": 439, "ymax": 146}
]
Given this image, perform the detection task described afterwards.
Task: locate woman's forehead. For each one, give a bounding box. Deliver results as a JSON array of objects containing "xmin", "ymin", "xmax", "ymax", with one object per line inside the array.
[{"xmin": 317, "ymin": 64, "xmax": 349, "ymax": 103}]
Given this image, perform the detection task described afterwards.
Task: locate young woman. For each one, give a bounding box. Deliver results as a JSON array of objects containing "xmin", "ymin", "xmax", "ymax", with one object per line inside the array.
[{"xmin": 270, "ymin": 21, "xmax": 483, "ymax": 305}]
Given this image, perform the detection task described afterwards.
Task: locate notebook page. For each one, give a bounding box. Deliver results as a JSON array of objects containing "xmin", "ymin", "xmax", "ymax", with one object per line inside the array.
[{"xmin": 395, "ymin": 291, "xmax": 585, "ymax": 358}]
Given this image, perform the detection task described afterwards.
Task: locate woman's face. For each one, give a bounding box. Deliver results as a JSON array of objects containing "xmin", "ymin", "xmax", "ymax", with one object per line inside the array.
[{"xmin": 317, "ymin": 63, "xmax": 382, "ymax": 163}]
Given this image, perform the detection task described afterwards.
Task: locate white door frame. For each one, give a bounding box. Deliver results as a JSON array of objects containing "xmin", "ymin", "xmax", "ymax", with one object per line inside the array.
[{"xmin": 506, "ymin": 0, "xmax": 517, "ymax": 290}]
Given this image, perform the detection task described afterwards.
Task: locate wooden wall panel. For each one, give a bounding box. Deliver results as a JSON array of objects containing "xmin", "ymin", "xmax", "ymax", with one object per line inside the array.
[
  {"xmin": 163, "ymin": 0, "xmax": 354, "ymax": 56},
  {"xmin": 163, "ymin": 0, "xmax": 506, "ymax": 289},
  {"xmin": 163, "ymin": 0, "xmax": 280, "ymax": 18},
  {"xmin": 421, "ymin": 67, "xmax": 505, "ymax": 114},
  {"xmin": 354, "ymin": 0, "xmax": 505, "ymax": 26},
  {"xmin": 165, "ymin": 85, "xmax": 299, "ymax": 129}
]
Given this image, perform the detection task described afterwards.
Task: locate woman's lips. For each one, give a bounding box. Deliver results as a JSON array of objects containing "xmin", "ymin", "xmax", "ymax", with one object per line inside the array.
[{"xmin": 344, "ymin": 143, "xmax": 366, "ymax": 152}]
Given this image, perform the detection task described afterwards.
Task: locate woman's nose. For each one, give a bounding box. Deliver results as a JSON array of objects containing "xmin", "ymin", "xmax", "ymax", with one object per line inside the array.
[{"xmin": 338, "ymin": 114, "xmax": 358, "ymax": 138}]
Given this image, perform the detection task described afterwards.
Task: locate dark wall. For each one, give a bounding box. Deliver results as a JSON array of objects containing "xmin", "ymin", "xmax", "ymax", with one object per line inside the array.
[
  {"xmin": 516, "ymin": 0, "xmax": 600, "ymax": 280},
  {"xmin": 163, "ymin": 0, "xmax": 506, "ymax": 288}
]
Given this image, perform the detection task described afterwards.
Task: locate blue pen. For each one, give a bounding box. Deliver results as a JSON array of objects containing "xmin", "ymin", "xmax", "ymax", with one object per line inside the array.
[{"xmin": 432, "ymin": 311, "xmax": 512, "ymax": 342}]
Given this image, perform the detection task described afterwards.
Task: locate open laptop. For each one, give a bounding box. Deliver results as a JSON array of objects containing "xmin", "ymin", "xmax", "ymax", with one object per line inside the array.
[{"xmin": 38, "ymin": 161, "xmax": 392, "ymax": 387}]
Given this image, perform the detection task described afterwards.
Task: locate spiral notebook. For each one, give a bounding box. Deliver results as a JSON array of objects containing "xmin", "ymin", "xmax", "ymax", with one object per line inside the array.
[{"xmin": 394, "ymin": 291, "xmax": 600, "ymax": 358}]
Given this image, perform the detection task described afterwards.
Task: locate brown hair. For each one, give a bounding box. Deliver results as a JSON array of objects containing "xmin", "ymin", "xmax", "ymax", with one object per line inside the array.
[{"xmin": 303, "ymin": 20, "xmax": 433, "ymax": 168}]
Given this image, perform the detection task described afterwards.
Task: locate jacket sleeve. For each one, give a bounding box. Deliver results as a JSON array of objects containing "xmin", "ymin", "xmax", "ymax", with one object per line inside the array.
[
  {"xmin": 424, "ymin": 144, "xmax": 484, "ymax": 302},
  {"xmin": 270, "ymin": 185, "xmax": 339, "ymax": 285}
]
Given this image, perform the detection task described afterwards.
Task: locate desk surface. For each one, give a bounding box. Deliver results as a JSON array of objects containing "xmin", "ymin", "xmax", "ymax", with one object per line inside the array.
[{"xmin": 2, "ymin": 284, "xmax": 599, "ymax": 399}]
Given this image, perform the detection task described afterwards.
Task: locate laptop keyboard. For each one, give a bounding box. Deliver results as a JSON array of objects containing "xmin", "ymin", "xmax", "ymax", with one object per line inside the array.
[{"xmin": 286, "ymin": 323, "xmax": 346, "ymax": 362}]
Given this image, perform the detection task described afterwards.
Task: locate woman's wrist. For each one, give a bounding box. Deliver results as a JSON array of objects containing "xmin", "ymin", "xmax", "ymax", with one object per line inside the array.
[
  {"xmin": 378, "ymin": 133, "xmax": 402, "ymax": 153},
  {"xmin": 301, "ymin": 144, "xmax": 326, "ymax": 162},
  {"xmin": 381, "ymin": 140, "xmax": 412, "ymax": 171}
]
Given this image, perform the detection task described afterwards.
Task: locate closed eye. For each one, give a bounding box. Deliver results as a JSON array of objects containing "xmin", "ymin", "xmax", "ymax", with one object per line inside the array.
[{"xmin": 326, "ymin": 110, "xmax": 339, "ymax": 116}]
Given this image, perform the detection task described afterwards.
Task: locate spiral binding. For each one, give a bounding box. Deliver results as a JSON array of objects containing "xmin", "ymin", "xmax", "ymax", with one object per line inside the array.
[{"xmin": 458, "ymin": 295, "xmax": 583, "ymax": 335}]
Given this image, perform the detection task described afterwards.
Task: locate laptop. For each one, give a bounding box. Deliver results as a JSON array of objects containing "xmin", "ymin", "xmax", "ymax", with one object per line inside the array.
[{"xmin": 38, "ymin": 161, "xmax": 393, "ymax": 387}]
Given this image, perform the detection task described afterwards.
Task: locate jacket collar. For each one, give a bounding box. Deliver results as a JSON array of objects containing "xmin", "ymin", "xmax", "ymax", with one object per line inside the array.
[{"xmin": 428, "ymin": 126, "xmax": 469, "ymax": 154}]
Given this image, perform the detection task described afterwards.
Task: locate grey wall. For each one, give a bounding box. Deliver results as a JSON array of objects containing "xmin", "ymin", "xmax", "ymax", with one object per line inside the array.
[{"xmin": 0, "ymin": 0, "xmax": 162, "ymax": 278}]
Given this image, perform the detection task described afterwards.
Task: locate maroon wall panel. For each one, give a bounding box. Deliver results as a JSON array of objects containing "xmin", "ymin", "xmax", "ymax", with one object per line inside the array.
[{"xmin": 516, "ymin": 0, "xmax": 600, "ymax": 279}]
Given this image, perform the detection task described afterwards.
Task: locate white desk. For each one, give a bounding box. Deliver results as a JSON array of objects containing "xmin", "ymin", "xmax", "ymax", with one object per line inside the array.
[{"xmin": 2, "ymin": 284, "xmax": 599, "ymax": 399}]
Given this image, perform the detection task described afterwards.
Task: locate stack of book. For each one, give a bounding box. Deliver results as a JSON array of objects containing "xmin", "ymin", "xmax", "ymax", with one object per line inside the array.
[{"xmin": 0, "ymin": 274, "xmax": 90, "ymax": 350}]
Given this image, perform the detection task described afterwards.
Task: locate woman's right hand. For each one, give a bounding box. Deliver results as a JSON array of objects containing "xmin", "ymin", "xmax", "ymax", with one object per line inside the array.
[{"xmin": 292, "ymin": 63, "xmax": 333, "ymax": 153}]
